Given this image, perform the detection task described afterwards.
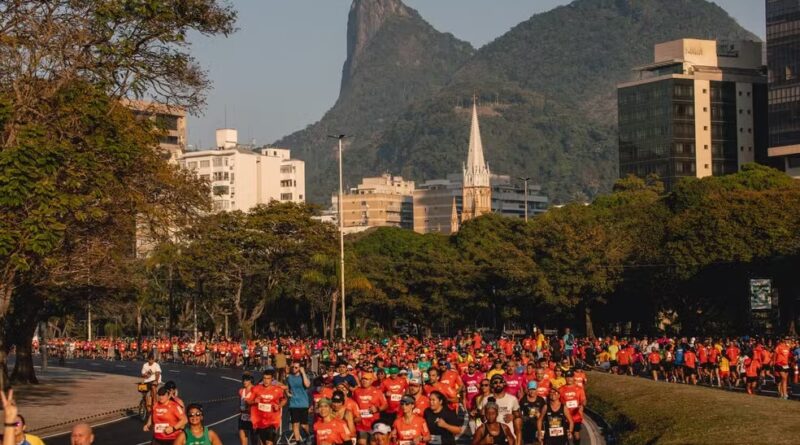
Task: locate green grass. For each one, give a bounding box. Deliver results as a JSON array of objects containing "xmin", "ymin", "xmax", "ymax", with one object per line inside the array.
[{"xmin": 585, "ymin": 371, "xmax": 800, "ymax": 445}]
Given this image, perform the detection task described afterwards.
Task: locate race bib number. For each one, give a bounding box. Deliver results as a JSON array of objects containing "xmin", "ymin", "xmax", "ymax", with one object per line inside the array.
[
  {"xmin": 360, "ymin": 409, "xmax": 373, "ymax": 418},
  {"xmin": 566, "ymin": 400, "xmax": 578, "ymax": 409},
  {"xmin": 548, "ymin": 427, "xmax": 564, "ymax": 437},
  {"xmin": 467, "ymin": 386, "xmax": 478, "ymax": 394},
  {"xmin": 154, "ymin": 423, "xmax": 169, "ymax": 434},
  {"xmin": 390, "ymin": 394, "xmax": 403, "ymax": 402},
  {"xmin": 258, "ymin": 403, "xmax": 273, "ymax": 413},
  {"xmin": 430, "ymin": 435, "xmax": 442, "ymax": 444},
  {"xmin": 399, "ymin": 441, "xmax": 413, "ymax": 445}
]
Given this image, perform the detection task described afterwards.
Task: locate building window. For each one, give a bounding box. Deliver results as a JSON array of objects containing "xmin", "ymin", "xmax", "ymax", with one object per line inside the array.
[
  {"xmin": 200, "ymin": 174, "xmax": 210, "ymax": 181},
  {"xmin": 280, "ymin": 179, "xmax": 293, "ymax": 187},
  {"xmin": 199, "ymin": 160, "xmax": 210, "ymax": 168},
  {"xmin": 188, "ymin": 161, "xmax": 197, "ymax": 169},
  {"xmin": 213, "ymin": 157, "xmax": 223, "ymax": 167},
  {"xmin": 280, "ymin": 193, "xmax": 293, "ymax": 201}
]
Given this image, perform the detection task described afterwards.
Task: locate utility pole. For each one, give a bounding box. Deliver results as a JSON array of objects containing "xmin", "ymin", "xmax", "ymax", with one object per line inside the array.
[
  {"xmin": 87, "ymin": 300, "xmax": 93, "ymax": 341},
  {"xmin": 517, "ymin": 177, "xmax": 531, "ymax": 222},
  {"xmin": 328, "ymin": 134, "xmax": 348, "ymax": 341}
]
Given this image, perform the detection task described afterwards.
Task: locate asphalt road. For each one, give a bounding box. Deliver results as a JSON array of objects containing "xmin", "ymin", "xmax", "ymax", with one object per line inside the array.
[{"xmin": 39, "ymin": 359, "xmax": 603, "ymax": 445}]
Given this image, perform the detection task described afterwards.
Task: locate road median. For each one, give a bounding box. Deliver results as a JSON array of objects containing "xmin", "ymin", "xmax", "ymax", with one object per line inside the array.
[{"xmin": 585, "ymin": 370, "xmax": 800, "ymax": 445}]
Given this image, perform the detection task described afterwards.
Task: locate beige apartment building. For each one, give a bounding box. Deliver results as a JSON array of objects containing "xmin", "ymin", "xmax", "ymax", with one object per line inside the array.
[
  {"xmin": 332, "ymin": 174, "xmax": 415, "ymax": 234},
  {"xmin": 179, "ymin": 129, "xmax": 305, "ymax": 212},
  {"xmin": 125, "ymin": 99, "xmax": 187, "ymax": 162},
  {"xmin": 618, "ymin": 39, "xmax": 768, "ymax": 190}
]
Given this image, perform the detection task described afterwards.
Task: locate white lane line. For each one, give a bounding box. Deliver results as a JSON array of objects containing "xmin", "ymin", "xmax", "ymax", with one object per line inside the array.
[
  {"xmin": 40, "ymin": 414, "xmax": 136, "ymax": 439},
  {"xmin": 583, "ymin": 416, "xmax": 601, "ymax": 445},
  {"xmin": 221, "ymin": 376, "xmax": 241, "ymax": 382},
  {"xmin": 115, "ymin": 365, "xmax": 126, "ymax": 368},
  {"xmin": 169, "ymin": 370, "xmax": 180, "ymax": 373},
  {"xmin": 90, "ymin": 363, "xmax": 100, "ymax": 366},
  {"xmin": 196, "ymin": 372, "xmax": 207, "ymax": 375},
  {"xmin": 133, "ymin": 413, "xmax": 239, "ymax": 445}
]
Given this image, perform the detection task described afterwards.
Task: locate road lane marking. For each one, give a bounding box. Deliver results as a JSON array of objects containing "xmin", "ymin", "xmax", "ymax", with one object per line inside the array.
[
  {"xmin": 196, "ymin": 372, "xmax": 207, "ymax": 375},
  {"xmin": 90, "ymin": 363, "xmax": 100, "ymax": 366},
  {"xmin": 133, "ymin": 413, "xmax": 240, "ymax": 445},
  {"xmin": 221, "ymin": 376, "xmax": 241, "ymax": 382},
  {"xmin": 115, "ymin": 365, "xmax": 125, "ymax": 368},
  {"xmin": 169, "ymin": 370, "xmax": 180, "ymax": 373}
]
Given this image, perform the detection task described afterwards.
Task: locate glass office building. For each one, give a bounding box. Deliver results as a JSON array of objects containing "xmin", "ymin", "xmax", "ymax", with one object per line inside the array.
[{"xmin": 767, "ymin": 0, "xmax": 800, "ymax": 175}]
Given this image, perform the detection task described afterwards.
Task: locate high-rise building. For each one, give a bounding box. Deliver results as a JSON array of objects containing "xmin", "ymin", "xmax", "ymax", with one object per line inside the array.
[
  {"xmin": 178, "ymin": 129, "xmax": 305, "ymax": 212},
  {"xmin": 491, "ymin": 175, "xmax": 549, "ymax": 219},
  {"xmin": 766, "ymin": 0, "xmax": 800, "ymax": 175},
  {"xmin": 332, "ymin": 174, "xmax": 415, "ymax": 234},
  {"xmin": 618, "ymin": 39, "xmax": 768, "ymax": 190},
  {"xmin": 461, "ymin": 98, "xmax": 492, "ymax": 222},
  {"xmin": 125, "ymin": 99, "xmax": 187, "ymax": 163}
]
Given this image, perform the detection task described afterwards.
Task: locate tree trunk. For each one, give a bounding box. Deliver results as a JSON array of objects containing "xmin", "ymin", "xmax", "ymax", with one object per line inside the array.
[
  {"xmin": 9, "ymin": 287, "xmax": 43, "ymax": 384},
  {"xmin": 585, "ymin": 305, "xmax": 595, "ymax": 339},
  {"xmin": 0, "ymin": 271, "xmax": 16, "ymax": 389}
]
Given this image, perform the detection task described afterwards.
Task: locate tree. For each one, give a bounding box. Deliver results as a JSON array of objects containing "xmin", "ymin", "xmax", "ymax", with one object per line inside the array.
[{"xmin": 0, "ymin": 0, "xmax": 235, "ymax": 384}]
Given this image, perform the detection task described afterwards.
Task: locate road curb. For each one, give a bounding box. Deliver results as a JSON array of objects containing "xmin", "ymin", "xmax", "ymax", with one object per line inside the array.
[{"xmin": 584, "ymin": 406, "xmax": 616, "ymax": 445}]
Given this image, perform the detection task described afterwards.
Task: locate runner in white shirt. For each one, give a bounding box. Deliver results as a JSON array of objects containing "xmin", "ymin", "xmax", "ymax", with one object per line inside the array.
[
  {"xmin": 478, "ymin": 375, "xmax": 522, "ymax": 442},
  {"xmin": 141, "ymin": 354, "xmax": 162, "ymax": 409}
]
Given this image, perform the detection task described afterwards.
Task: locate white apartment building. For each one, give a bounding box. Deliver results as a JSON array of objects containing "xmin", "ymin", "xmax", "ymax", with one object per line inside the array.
[{"xmin": 178, "ymin": 129, "xmax": 305, "ymax": 212}]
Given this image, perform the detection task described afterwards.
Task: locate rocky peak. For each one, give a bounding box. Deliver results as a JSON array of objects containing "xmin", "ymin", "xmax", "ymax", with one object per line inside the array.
[{"xmin": 341, "ymin": 0, "xmax": 415, "ymax": 91}]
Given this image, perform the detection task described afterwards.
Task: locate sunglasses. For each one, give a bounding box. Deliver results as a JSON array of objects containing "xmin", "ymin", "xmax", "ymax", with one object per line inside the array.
[
  {"xmin": 9, "ymin": 421, "xmax": 21, "ymax": 427},
  {"xmin": 480, "ymin": 383, "xmax": 490, "ymax": 387},
  {"xmin": 189, "ymin": 412, "xmax": 203, "ymax": 417}
]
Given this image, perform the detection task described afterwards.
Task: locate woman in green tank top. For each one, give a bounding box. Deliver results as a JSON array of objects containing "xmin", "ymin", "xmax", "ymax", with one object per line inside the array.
[{"xmin": 174, "ymin": 404, "xmax": 223, "ymax": 445}]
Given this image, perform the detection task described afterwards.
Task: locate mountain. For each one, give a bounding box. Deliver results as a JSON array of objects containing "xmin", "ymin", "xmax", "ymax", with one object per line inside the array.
[
  {"xmin": 277, "ymin": 0, "xmax": 760, "ymax": 204},
  {"xmin": 273, "ymin": 0, "xmax": 474, "ymax": 203}
]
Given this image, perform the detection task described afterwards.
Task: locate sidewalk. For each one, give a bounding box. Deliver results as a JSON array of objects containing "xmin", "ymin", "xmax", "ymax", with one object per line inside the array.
[{"xmin": 6, "ymin": 365, "xmax": 140, "ymax": 435}]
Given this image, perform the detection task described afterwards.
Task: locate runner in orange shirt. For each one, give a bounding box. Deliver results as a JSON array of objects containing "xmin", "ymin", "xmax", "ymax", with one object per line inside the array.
[
  {"xmin": 247, "ymin": 369, "xmax": 287, "ymax": 445},
  {"xmin": 558, "ymin": 371, "xmax": 586, "ymax": 443},
  {"xmin": 353, "ymin": 372, "xmax": 387, "ymax": 445},
  {"xmin": 315, "ymin": 398, "xmax": 352, "ymax": 445},
  {"xmin": 774, "ymin": 337, "xmax": 792, "ymax": 399},
  {"xmin": 144, "ymin": 386, "xmax": 187, "ymax": 445},
  {"xmin": 407, "ymin": 377, "xmax": 431, "ymax": 416},
  {"xmin": 392, "ymin": 396, "xmax": 430, "ymax": 445},
  {"xmin": 382, "ymin": 369, "xmax": 409, "ymax": 425},
  {"xmin": 647, "ymin": 349, "xmax": 662, "ymax": 381}
]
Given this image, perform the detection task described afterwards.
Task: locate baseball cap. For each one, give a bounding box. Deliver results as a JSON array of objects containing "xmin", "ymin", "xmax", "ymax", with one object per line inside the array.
[
  {"xmin": 157, "ymin": 386, "xmax": 169, "ymax": 396},
  {"xmin": 331, "ymin": 391, "xmax": 345, "ymax": 404},
  {"xmin": 372, "ymin": 423, "xmax": 391, "ymax": 435},
  {"xmin": 409, "ymin": 377, "xmax": 422, "ymax": 385},
  {"xmin": 400, "ymin": 395, "xmax": 415, "ymax": 405},
  {"xmin": 490, "ymin": 374, "xmax": 505, "ymax": 383},
  {"xmin": 316, "ymin": 398, "xmax": 331, "ymax": 407},
  {"xmin": 565, "ymin": 370, "xmax": 575, "ymax": 377},
  {"xmin": 527, "ymin": 380, "xmax": 538, "ymax": 390}
]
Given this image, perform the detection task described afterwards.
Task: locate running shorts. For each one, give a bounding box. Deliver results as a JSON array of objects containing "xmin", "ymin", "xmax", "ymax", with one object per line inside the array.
[{"xmin": 290, "ymin": 407, "xmax": 309, "ymax": 424}]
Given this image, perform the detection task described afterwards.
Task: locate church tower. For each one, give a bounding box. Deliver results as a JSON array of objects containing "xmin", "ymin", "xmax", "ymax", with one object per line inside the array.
[{"xmin": 461, "ymin": 96, "xmax": 491, "ymax": 222}]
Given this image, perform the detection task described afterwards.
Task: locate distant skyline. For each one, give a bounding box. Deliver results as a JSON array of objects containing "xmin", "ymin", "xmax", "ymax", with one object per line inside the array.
[{"xmin": 187, "ymin": 0, "xmax": 766, "ymax": 149}]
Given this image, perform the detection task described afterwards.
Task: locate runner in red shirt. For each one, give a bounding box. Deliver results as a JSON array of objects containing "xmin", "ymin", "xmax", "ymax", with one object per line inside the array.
[
  {"xmin": 460, "ymin": 362, "xmax": 484, "ymax": 410},
  {"xmin": 683, "ymin": 348, "xmax": 698, "ymax": 385},
  {"xmin": 647, "ymin": 349, "xmax": 662, "ymax": 381},
  {"xmin": 407, "ymin": 377, "xmax": 430, "ymax": 416},
  {"xmin": 144, "ymin": 387, "xmax": 187, "ymax": 445},
  {"xmin": 247, "ymin": 369, "xmax": 287, "ymax": 445},
  {"xmin": 353, "ymin": 372, "xmax": 387, "ymax": 444},
  {"xmin": 382, "ymin": 369, "xmax": 409, "ymax": 424},
  {"xmin": 558, "ymin": 371, "xmax": 586, "ymax": 444},
  {"xmin": 315, "ymin": 398, "xmax": 352, "ymax": 445},
  {"xmin": 774, "ymin": 338, "xmax": 792, "ymax": 399},
  {"xmin": 745, "ymin": 355, "xmax": 761, "ymax": 395},
  {"xmin": 392, "ymin": 396, "xmax": 430, "ymax": 445}
]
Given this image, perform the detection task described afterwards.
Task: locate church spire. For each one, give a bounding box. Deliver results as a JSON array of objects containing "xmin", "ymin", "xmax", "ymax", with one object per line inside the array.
[{"xmin": 464, "ymin": 95, "xmax": 490, "ymax": 188}]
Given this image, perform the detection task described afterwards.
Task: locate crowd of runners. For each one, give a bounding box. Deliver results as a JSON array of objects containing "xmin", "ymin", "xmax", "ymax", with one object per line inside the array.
[{"xmin": 20, "ymin": 330, "xmax": 799, "ymax": 445}]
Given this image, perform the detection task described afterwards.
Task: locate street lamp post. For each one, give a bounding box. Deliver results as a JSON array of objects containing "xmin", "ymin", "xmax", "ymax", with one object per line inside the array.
[
  {"xmin": 517, "ymin": 177, "xmax": 531, "ymax": 222},
  {"xmin": 328, "ymin": 134, "xmax": 347, "ymax": 341}
]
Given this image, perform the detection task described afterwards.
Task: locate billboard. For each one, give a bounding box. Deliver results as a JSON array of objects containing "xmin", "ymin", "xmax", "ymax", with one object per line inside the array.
[{"xmin": 750, "ymin": 279, "xmax": 772, "ymax": 310}]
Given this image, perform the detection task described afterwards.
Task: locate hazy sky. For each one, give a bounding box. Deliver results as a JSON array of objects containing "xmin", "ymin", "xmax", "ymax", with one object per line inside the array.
[{"xmin": 187, "ymin": 0, "xmax": 766, "ymax": 149}]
